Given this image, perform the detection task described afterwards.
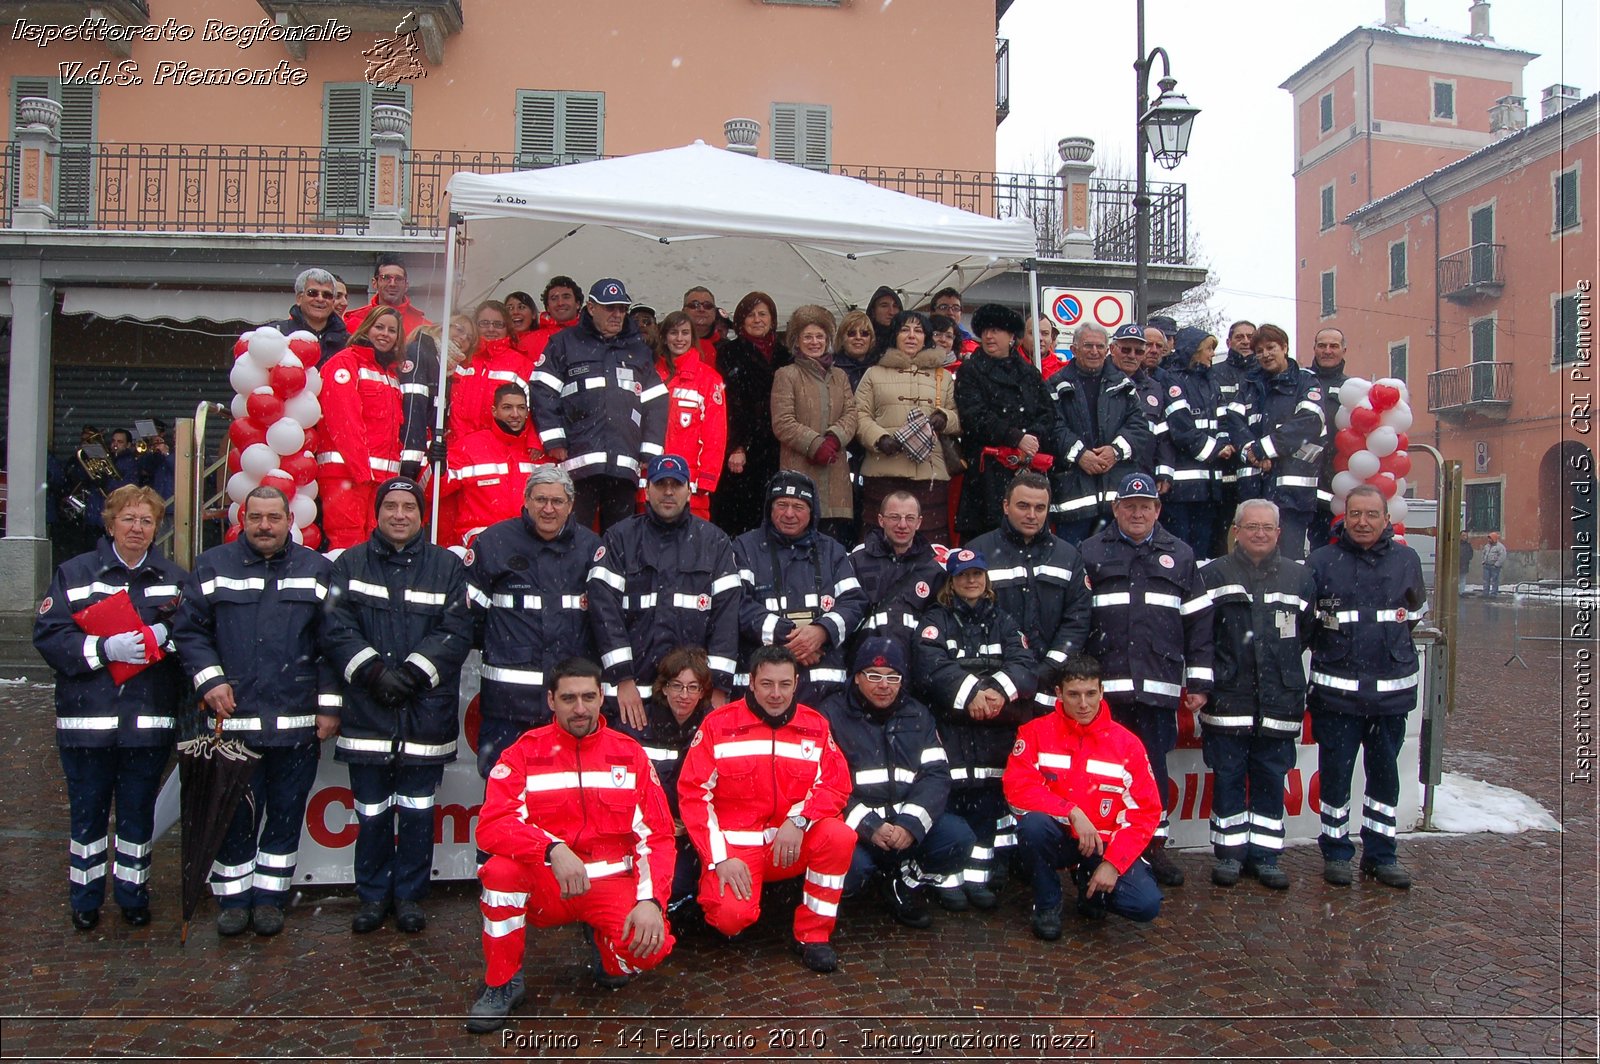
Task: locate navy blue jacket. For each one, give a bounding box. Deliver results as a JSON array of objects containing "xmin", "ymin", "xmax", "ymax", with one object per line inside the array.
[
  {"xmin": 34, "ymin": 539, "xmax": 187, "ymax": 748},
  {"xmin": 267, "ymin": 304, "xmax": 348, "ymax": 368},
  {"xmin": 637, "ymin": 696, "xmax": 709, "ymax": 821},
  {"xmin": 1160, "ymin": 362, "xmax": 1227, "ymax": 504},
  {"xmin": 1044, "ymin": 362, "xmax": 1152, "ymax": 524},
  {"xmin": 322, "ymin": 531, "xmax": 473, "ymax": 764},
  {"xmin": 466, "ymin": 512, "xmax": 600, "ymax": 728},
  {"xmin": 1200, "ymin": 547, "xmax": 1319, "ymax": 735},
  {"xmin": 847, "ymin": 527, "xmax": 947, "ymax": 660},
  {"xmin": 1307, "ymin": 526, "xmax": 1428, "ymax": 717},
  {"xmin": 171, "ymin": 537, "xmax": 335, "ymax": 746},
  {"xmin": 530, "ymin": 309, "xmax": 666, "ymax": 482},
  {"xmin": 1226, "ymin": 363, "xmax": 1327, "ymax": 515},
  {"xmin": 817, "ymin": 686, "xmax": 951, "ymax": 845}
]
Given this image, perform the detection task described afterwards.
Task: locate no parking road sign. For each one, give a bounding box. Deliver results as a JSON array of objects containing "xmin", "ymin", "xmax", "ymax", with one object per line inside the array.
[{"xmin": 1042, "ymin": 287, "xmax": 1133, "ymax": 333}]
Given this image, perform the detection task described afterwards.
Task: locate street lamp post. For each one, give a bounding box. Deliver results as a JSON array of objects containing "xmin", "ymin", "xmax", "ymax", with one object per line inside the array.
[{"xmin": 1133, "ymin": 0, "xmax": 1200, "ymax": 324}]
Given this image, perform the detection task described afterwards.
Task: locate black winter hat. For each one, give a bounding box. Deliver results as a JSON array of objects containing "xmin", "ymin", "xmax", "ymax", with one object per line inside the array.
[
  {"xmin": 374, "ymin": 475, "xmax": 426, "ymax": 516},
  {"xmin": 971, "ymin": 303, "xmax": 1025, "ymax": 338},
  {"xmin": 766, "ymin": 469, "xmax": 818, "ymax": 511}
]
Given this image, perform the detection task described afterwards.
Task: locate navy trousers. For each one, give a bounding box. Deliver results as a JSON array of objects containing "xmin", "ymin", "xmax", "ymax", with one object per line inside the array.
[
  {"xmin": 1201, "ymin": 730, "xmax": 1295, "ymax": 865},
  {"xmin": 1016, "ymin": 812, "xmax": 1162, "ymax": 921},
  {"xmin": 210, "ymin": 742, "xmax": 319, "ymax": 910},
  {"xmin": 1312, "ymin": 711, "xmax": 1406, "ymax": 865},
  {"xmin": 1109, "ymin": 703, "xmax": 1176, "ymax": 838},
  {"xmin": 60, "ymin": 744, "xmax": 170, "ymax": 913},
  {"xmin": 947, "ymin": 785, "xmax": 1013, "ymax": 887},
  {"xmin": 347, "ymin": 761, "xmax": 445, "ymax": 904},
  {"xmin": 843, "ymin": 812, "xmax": 976, "ymax": 894},
  {"xmin": 475, "ymin": 717, "xmax": 536, "ymax": 780},
  {"xmin": 1277, "ymin": 508, "xmax": 1313, "ymax": 562}
]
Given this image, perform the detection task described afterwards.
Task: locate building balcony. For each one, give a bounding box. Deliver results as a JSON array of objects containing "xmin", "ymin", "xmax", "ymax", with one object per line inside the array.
[
  {"xmin": 252, "ymin": 0, "xmax": 462, "ymax": 62},
  {"xmin": 1438, "ymin": 242, "xmax": 1505, "ymax": 303},
  {"xmin": 2, "ymin": 0, "xmax": 151, "ymax": 56},
  {"xmin": 995, "ymin": 38, "xmax": 1011, "ymax": 126},
  {"xmin": 1427, "ymin": 361, "xmax": 1512, "ymax": 423}
]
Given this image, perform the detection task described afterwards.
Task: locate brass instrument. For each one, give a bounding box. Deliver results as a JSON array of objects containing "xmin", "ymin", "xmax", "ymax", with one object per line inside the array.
[{"xmin": 63, "ymin": 432, "xmax": 118, "ymax": 519}]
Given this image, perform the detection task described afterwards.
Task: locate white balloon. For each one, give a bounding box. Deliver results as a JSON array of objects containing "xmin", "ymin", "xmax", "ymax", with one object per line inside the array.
[
  {"xmin": 1388, "ymin": 496, "xmax": 1409, "ymax": 524},
  {"xmin": 289, "ymin": 493, "xmax": 317, "ymax": 529},
  {"xmin": 287, "ymin": 329, "xmax": 318, "ymax": 344},
  {"xmin": 1379, "ymin": 403, "xmax": 1413, "ymax": 432},
  {"xmin": 226, "ymin": 471, "xmax": 259, "ymax": 505},
  {"xmin": 297, "ymin": 478, "xmax": 319, "ymax": 501},
  {"xmin": 227, "ymin": 502, "xmax": 240, "ymax": 526},
  {"xmin": 1366, "ymin": 426, "xmax": 1399, "ymax": 458},
  {"xmin": 247, "ymin": 327, "xmax": 289, "ymax": 369},
  {"xmin": 260, "ymin": 468, "xmax": 295, "ymax": 493},
  {"xmin": 285, "ymin": 392, "xmax": 323, "ymax": 429},
  {"xmin": 1331, "ymin": 471, "xmax": 1363, "ymax": 498},
  {"xmin": 240, "ymin": 442, "xmax": 280, "ymax": 478},
  {"xmin": 1394, "ymin": 477, "xmax": 1408, "ymax": 497},
  {"xmin": 230, "ymin": 393, "xmax": 249, "ymax": 420},
  {"xmin": 266, "ymin": 417, "xmax": 306, "ymax": 456},
  {"xmin": 1348, "ymin": 449, "xmax": 1380, "ymax": 479},
  {"xmin": 1330, "ymin": 494, "xmax": 1346, "ymax": 517},
  {"xmin": 1335, "ymin": 406, "xmax": 1352, "ymax": 431},
  {"xmin": 229, "ymin": 356, "xmax": 269, "ymax": 397},
  {"xmin": 290, "ymin": 524, "xmax": 305, "ymax": 545},
  {"xmin": 1338, "ymin": 378, "xmax": 1373, "ymax": 408},
  {"xmin": 305, "ymin": 366, "xmax": 322, "ymax": 396},
  {"xmin": 1376, "ymin": 377, "xmax": 1405, "ymax": 393},
  {"xmin": 278, "ymin": 352, "xmax": 304, "ymax": 371}
]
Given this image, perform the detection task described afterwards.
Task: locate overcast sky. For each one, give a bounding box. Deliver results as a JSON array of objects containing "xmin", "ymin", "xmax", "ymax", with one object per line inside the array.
[{"xmin": 995, "ymin": 0, "xmax": 1598, "ymax": 332}]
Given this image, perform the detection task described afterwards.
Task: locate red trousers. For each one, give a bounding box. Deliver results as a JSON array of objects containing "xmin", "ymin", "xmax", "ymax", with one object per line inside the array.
[
  {"xmin": 697, "ymin": 818, "xmax": 854, "ymax": 944},
  {"xmin": 478, "ymin": 854, "xmax": 674, "ymax": 988},
  {"xmin": 319, "ymin": 478, "xmax": 376, "ymax": 550}
]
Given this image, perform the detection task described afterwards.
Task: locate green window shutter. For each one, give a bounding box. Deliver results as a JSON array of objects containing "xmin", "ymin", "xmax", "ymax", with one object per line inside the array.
[
  {"xmin": 1556, "ymin": 170, "xmax": 1579, "ymax": 232},
  {"xmin": 515, "ymin": 90, "xmax": 558, "ymax": 164},
  {"xmin": 1389, "ymin": 241, "xmax": 1406, "ymax": 290},
  {"xmin": 1555, "ymin": 295, "xmax": 1579, "ymax": 365},
  {"xmin": 322, "ymin": 82, "xmax": 368, "ymax": 217},
  {"xmin": 1319, "ymin": 93, "xmax": 1333, "ymax": 133},
  {"xmin": 516, "ymin": 91, "xmax": 603, "ymax": 165},
  {"xmin": 771, "ymin": 103, "xmax": 831, "ymax": 169},
  {"xmin": 1320, "ymin": 271, "xmax": 1335, "ymax": 317},
  {"xmin": 1389, "ymin": 342, "xmax": 1408, "ymax": 382},
  {"xmin": 561, "ymin": 91, "xmax": 604, "ymax": 161}
]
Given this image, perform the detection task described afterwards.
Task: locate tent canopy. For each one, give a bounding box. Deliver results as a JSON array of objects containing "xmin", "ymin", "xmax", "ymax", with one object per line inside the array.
[{"xmin": 444, "ymin": 142, "xmax": 1037, "ymax": 319}]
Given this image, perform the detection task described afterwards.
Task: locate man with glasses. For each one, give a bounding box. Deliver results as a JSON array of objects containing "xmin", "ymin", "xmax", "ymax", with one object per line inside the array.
[
  {"xmin": 464, "ymin": 465, "xmax": 600, "ymax": 776},
  {"xmin": 1198, "ymin": 500, "xmax": 1318, "ymax": 890},
  {"xmin": 930, "ymin": 287, "xmax": 977, "ymax": 355},
  {"xmin": 818, "ymin": 637, "xmax": 973, "ymax": 929},
  {"xmin": 849, "ymin": 491, "xmax": 946, "ymax": 659},
  {"xmin": 344, "ymin": 253, "xmax": 432, "ymax": 337},
  {"xmin": 267, "ymin": 267, "xmax": 348, "ymax": 367}
]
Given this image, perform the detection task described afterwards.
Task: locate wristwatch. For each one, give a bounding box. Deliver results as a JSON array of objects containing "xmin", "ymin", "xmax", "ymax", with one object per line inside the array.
[{"xmin": 789, "ymin": 815, "xmax": 811, "ymax": 830}]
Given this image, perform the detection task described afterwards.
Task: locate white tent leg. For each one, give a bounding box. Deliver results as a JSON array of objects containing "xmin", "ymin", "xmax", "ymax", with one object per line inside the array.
[
  {"xmin": 1027, "ymin": 265, "xmax": 1042, "ymax": 371},
  {"xmin": 431, "ymin": 214, "xmax": 463, "ymax": 544}
]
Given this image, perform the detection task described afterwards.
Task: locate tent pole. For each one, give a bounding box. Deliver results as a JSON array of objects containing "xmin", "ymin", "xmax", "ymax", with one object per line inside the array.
[
  {"xmin": 431, "ymin": 212, "xmax": 463, "ymax": 545},
  {"xmin": 1026, "ymin": 263, "xmax": 1042, "ymax": 371}
]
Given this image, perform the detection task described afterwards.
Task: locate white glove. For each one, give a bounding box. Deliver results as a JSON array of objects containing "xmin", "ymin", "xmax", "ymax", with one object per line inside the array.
[
  {"xmin": 149, "ymin": 623, "xmax": 168, "ymax": 647},
  {"xmin": 102, "ymin": 631, "xmax": 148, "ymax": 665}
]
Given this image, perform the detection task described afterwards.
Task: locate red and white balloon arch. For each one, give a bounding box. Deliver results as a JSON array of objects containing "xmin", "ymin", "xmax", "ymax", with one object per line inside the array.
[
  {"xmin": 225, "ymin": 327, "xmax": 325, "ymax": 550},
  {"xmin": 1328, "ymin": 375, "xmax": 1414, "ymax": 538}
]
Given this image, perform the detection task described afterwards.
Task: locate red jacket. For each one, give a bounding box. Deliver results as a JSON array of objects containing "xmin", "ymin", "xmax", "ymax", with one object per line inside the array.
[
  {"xmin": 523, "ymin": 312, "xmax": 579, "ymax": 363},
  {"xmin": 440, "ymin": 420, "xmax": 546, "ymax": 547},
  {"xmin": 1003, "ymin": 700, "xmax": 1161, "ymax": 874},
  {"xmin": 676, "ymin": 699, "xmax": 850, "ymax": 868},
  {"xmin": 476, "ymin": 717, "xmax": 676, "ymax": 908},
  {"xmin": 316, "ymin": 345, "xmax": 402, "ymax": 484},
  {"xmin": 657, "ymin": 350, "xmax": 728, "ymax": 496},
  {"xmin": 344, "ymin": 297, "xmax": 433, "ymax": 338},
  {"xmin": 447, "ymin": 339, "xmax": 537, "ymax": 443}
]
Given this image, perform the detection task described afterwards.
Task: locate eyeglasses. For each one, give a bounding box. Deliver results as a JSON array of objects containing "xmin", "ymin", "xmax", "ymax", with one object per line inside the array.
[
  {"xmin": 476, "ymin": 319, "xmax": 507, "ymax": 331},
  {"xmin": 663, "ymin": 681, "xmax": 704, "ymax": 695},
  {"xmin": 846, "ymin": 329, "xmax": 874, "ymax": 338},
  {"xmin": 862, "ymin": 673, "xmax": 902, "ymax": 685},
  {"xmin": 685, "ymin": 300, "xmax": 715, "ymax": 310},
  {"xmin": 934, "ymin": 303, "xmax": 961, "ymax": 314},
  {"xmin": 1237, "ymin": 523, "xmax": 1279, "ymax": 534},
  {"xmin": 303, "ymin": 289, "xmax": 335, "ymax": 300}
]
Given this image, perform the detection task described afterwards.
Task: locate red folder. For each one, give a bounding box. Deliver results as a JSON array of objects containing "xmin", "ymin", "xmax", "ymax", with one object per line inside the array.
[{"xmin": 72, "ymin": 590, "xmax": 164, "ymax": 685}]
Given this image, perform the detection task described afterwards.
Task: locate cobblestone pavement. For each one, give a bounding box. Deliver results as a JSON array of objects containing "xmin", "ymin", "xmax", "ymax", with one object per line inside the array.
[{"xmin": 0, "ymin": 598, "xmax": 1593, "ymax": 1061}]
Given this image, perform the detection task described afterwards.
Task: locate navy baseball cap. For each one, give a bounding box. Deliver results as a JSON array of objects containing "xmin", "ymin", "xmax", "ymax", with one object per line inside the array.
[
  {"xmin": 946, "ymin": 548, "xmax": 989, "ymax": 576},
  {"xmin": 1117, "ymin": 472, "xmax": 1160, "ymax": 500},
  {"xmin": 646, "ymin": 454, "xmax": 692, "ymax": 484},
  {"xmin": 853, "ymin": 636, "xmax": 908, "ymax": 677},
  {"xmin": 1110, "ymin": 324, "xmax": 1148, "ymax": 345},
  {"xmin": 588, "ymin": 278, "xmax": 632, "ymax": 305}
]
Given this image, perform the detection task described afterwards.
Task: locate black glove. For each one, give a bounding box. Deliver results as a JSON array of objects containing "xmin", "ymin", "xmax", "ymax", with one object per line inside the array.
[
  {"xmin": 928, "ymin": 410, "xmax": 948, "ymax": 433},
  {"xmin": 369, "ymin": 666, "xmax": 416, "ymax": 708},
  {"xmin": 426, "ymin": 438, "xmax": 447, "ymax": 464},
  {"xmin": 397, "ymin": 660, "xmax": 431, "ymax": 692},
  {"xmin": 399, "ymin": 461, "xmax": 422, "ymax": 481},
  {"xmin": 876, "ymin": 435, "xmax": 903, "ymax": 456}
]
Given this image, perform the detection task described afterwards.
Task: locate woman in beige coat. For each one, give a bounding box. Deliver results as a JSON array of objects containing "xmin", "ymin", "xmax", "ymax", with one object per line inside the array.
[
  {"xmin": 855, "ymin": 309, "xmax": 961, "ymax": 543},
  {"xmin": 772, "ymin": 305, "xmax": 859, "ymax": 543}
]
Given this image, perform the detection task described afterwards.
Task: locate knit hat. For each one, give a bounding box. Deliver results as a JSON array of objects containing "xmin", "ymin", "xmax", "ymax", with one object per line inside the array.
[
  {"xmin": 852, "ymin": 636, "xmax": 907, "ymax": 677},
  {"xmin": 766, "ymin": 470, "xmax": 818, "ymax": 511},
  {"xmin": 374, "ymin": 475, "xmax": 425, "ymax": 516}
]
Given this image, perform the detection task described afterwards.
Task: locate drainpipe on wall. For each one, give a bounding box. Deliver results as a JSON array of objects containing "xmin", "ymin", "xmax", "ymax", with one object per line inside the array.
[
  {"xmin": 1363, "ymin": 38, "xmax": 1376, "ymax": 206},
  {"xmin": 1421, "ymin": 183, "xmax": 1443, "ymax": 451}
]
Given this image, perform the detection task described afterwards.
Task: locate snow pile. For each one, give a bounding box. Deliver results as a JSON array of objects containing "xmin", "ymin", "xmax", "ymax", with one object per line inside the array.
[{"xmin": 1424, "ymin": 772, "xmax": 1562, "ymax": 835}]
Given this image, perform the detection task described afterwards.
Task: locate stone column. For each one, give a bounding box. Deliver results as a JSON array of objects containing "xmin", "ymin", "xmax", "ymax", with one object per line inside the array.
[
  {"xmin": 1056, "ymin": 136, "xmax": 1096, "ymax": 259},
  {"xmin": 0, "ymin": 259, "xmax": 57, "ymax": 607},
  {"xmin": 368, "ymin": 104, "xmax": 411, "ymax": 237},
  {"xmin": 12, "ymin": 96, "xmax": 61, "ymax": 230}
]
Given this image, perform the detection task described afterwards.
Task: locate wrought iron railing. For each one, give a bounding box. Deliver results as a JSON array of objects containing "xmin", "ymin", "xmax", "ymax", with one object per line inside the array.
[
  {"xmin": 1427, "ymin": 361, "xmax": 1513, "ymax": 413},
  {"xmin": 1091, "ymin": 178, "xmax": 1189, "ymax": 266},
  {"xmin": 1438, "ymin": 242, "xmax": 1505, "ymax": 297},
  {"xmin": 0, "ymin": 142, "xmax": 13, "ymax": 228}
]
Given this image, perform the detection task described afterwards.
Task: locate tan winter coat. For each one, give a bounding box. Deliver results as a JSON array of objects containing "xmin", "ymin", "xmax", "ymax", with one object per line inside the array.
[
  {"xmin": 771, "ymin": 357, "xmax": 859, "ymax": 520},
  {"xmin": 855, "ymin": 347, "xmax": 962, "ymax": 482}
]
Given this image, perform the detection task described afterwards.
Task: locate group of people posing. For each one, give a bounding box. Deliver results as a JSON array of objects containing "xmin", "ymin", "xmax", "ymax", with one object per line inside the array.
[{"xmin": 32, "ymin": 256, "xmax": 1429, "ymax": 1035}]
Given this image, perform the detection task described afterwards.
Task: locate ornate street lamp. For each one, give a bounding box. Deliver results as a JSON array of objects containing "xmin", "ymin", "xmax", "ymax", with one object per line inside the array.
[{"xmin": 1134, "ymin": 0, "xmax": 1200, "ymax": 322}]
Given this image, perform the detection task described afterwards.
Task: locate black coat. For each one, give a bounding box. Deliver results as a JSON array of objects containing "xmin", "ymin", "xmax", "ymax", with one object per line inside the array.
[
  {"xmin": 817, "ymin": 686, "xmax": 951, "ymax": 845},
  {"xmin": 267, "ymin": 305, "xmax": 348, "ymax": 368},
  {"xmin": 530, "ymin": 309, "xmax": 666, "ymax": 482},
  {"xmin": 954, "ymin": 351, "xmax": 1060, "ymax": 535},
  {"xmin": 847, "ymin": 527, "xmax": 946, "ymax": 660},
  {"xmin": 467, "ymin": 512, "xmax": 601, "ymax": 728},
  {"xmin": 1200, "ymin": 548, "xmax": 1319, "ymax": 735},
  {"xmin": 1225, "ymin": 364, "xmax": 1326, "ymax": 515},
  {"xmin": 1307, "ymin": 526, "xmax": 1428, "ymax": 717},
  {"xmin": 637, "ymin": 696, "xmax": 708, "ymax": 820},
  {"xmin": 322, "ymin": 531, "xmax": 473, "ymax": 764},
  {"xmin": 1044, "ymin": 362, "xmax": 1153, "ymax": 524},
  {"xmin": 710, "ymin": 335, "xmax": 791, "ymax": 536},
  {"xmin": 1311, "ymin": 359, "xmax": 1348, "ymax": 512},
  {"xmin": 1161, "ymin": 362, "xmax": 1227, "ymax": 504}
]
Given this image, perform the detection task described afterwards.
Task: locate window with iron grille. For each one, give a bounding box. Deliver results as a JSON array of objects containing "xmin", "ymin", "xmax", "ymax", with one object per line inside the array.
[
  {"xmin": 1555, "ymin": 293, "xmax": 1581, "ymax": 365},
  {"xmin": 1320, "ymin": 184, "xmax": 1335, "ymax": 230},
  {"xmin": 1319, "ymin": 92, "xmax": 1334, "ymax": 134},
  {"xmin": 1320, "ymin": 270, "xmax": 1336, "ymax": 317},
  {"xmin": 515, "ymin": 90, "xmax": 605, "ymax": 166},
  {"xmin": 11, "ymin": 76, "xmax": 96, "ymax": 222},
  {"xmin": 1554, "ymin": 166, "xmax": 1580, "ymax": 233},
  {"xmin": 1464, "ymin": 482, "xmax": 1501, "ymax": 534},
  {"xmin": 771, "ymin": 103, "xmax": 832, "ymax": 170},
  {"xmin": 1389, "ymin": 239, "xmax": 1407, "ymax": 291},
  {"xmin": 322, "ymin": 82, "xmax": 411, "ymax": 218},
  {"xmin": 1389, "ymin": 340, "xmax": 1408, "ymax": 382}
]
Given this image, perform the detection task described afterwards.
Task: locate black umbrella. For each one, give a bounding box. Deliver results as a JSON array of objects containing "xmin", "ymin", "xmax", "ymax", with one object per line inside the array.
[{"xmin": 175, "ymin": 713, "xmax": 261, "ymax": 946}]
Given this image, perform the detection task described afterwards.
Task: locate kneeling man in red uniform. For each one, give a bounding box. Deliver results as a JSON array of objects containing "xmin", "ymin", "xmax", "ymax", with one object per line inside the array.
[
  {"xmin": 677, "ymin": 645, "xmax": 855, "ymax": 973},
  {"xmin": 469, "ymin": 658, "xmax": 675, "ymax": 1034},
  {"xmin": 1004, "ymin": 652, "xmax": 1163, "ymax": 941}
]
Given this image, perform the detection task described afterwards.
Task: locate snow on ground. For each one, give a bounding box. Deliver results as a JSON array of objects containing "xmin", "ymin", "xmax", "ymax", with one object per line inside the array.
[
  {"xmin": 0, "ymin": 677, "xmax": 27, "ymax": 685},
  {"xmin": 1423, "ymin": 772, "xmax": 1562, "ymax": 835}
]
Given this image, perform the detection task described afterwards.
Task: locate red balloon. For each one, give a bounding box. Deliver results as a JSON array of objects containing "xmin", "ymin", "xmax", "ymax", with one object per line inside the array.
[
  {"xmin": 1395, "ymin": 432, "xmax": 1409, "ymax": 452},
  {"xmin": 1350, "ymin": 405, "xmax": 1380, "ymax": 435},
  {"xmin": 228, "ymin": 417, "xmax": 268, "ymax": 451},
  {"xmin": 1368, "ymin": 383, "xmax": 1400, "ymax": 412},
  {"xmin": 226, "ymin": 448, "xmax": 243, "ymax": 475},
  {"xmin": 232, "ymin": 336, "xmax": 251, "ymax": 359},
  {"xmin": 1368, "ymin": 473, "xmax": 1398, "ymax": 499},
  {"xmin": 269, "ymin": 363, "xmax": 308, "ymax": 399},
  {"xmin": 1378, "ymin": 450, "xmax": 1412, "ymax": 478},
  {"xmin": 1333, "ymin": 453, "xmax": 1349, "ymax": 473},
  {"xmin": 300, "ymin": 524, "xmax": 323, "ymax": 551},
  {"xmin": 246, "ymin": 389, "xmax": 286, "ymax": 424},
  {"xmin": 287, "ymin": 337, "xmax": 320, "ymax": 365},
  {"xmin": 301, "ymin": 428, "xmax": 319, "ymax": 455},
  {"xmin": 224, "ymin": 523, "xmax": 242, "ymax": 543},
  {"xmin": 262, "ymin": 468, "xmax": 296, "ymax": 493},
  {"xmin": 1334, "ymin": 428, "xmax": 1365, "ymax": 456},
  {"xmin": 279, "ymin": 452, "xmax": 318, "ymax": 486},
  {"xmin": 1393, "ymin": 522, "xmax": 1406, "ymax": 534}
]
